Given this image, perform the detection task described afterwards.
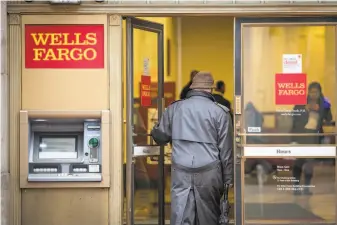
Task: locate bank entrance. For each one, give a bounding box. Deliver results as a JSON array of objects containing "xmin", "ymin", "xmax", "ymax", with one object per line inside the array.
[{"xmin": 124, "ymin": 16, "xmax": 337, "ymax": 225}]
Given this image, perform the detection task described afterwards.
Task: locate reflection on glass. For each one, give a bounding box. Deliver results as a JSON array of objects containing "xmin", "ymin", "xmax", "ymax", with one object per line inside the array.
[
  {"xmin": 244, "ymin": 158, "xmax": 335, "ymax": 224},
  {"xmin": 40, "ymin": 137, "xmax": 76, "ymax": 152},
  {"xmin": 131, "ymin": 27, "xmax": 160, "ymax": 224},
  {"xmin": 243, "ymin": 26, "xmax": 336, "ymax": 141},
  {"xmin": 39, "ymin": 137, "xmax": 77, "ymax": 159}
]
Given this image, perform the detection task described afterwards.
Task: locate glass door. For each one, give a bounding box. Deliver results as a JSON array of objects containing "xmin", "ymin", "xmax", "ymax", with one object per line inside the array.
[
  {"xmin": 125, "ymin": 17, "xmax": 165, "ymax": 225},
  {"xmin": 234, "ymin": 17, "xmax": 337, "ymax": 225}
]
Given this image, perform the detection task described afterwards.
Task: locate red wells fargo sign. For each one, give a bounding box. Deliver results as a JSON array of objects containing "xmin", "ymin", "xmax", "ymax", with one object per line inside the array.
[
  {"xmin": 141, "ymin": 75, "xmax": 151, "ymax": 107},
  {"xmin": 275, "ymin": 73, "xmax": 307, "ymax": 105},
  {"xmin": 25, "ymin": 25, "xmax": 104, "ymax": 69}
]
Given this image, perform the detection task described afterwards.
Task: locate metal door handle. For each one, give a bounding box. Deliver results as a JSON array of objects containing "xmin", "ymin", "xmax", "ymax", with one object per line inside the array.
[{"xmin": 133, "ymin": 145, "xmax": 160, "ymax": 157}]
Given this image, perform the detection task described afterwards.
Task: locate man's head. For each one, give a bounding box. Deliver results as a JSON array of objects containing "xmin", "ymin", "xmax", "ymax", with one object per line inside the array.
[
  {"xmin": 216, "ymin": 81, "xmax": 225, "ymax": 94},
  {"xmin": 190, "ymin": 71, "xmax": 214, "ymax": 93},
  {"xmin": 190, "ymin": 70, "xmax": 199, "ymax": 81}
]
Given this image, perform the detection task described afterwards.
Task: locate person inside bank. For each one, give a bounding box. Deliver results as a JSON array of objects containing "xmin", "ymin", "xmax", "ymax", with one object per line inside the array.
[
  {"xmin": 213, "ymin": 80, "xmax": 233, "ymax": 120},
  {"xmin": 180, "ymin": 70, "xmax": 199, "ymax": 99},
  {"xmin": 213, "ymin": 80, "xmax": 231, "ymax": 109},
  {"xmin": 291, "ymin": 81, "xmax": 333, "ymax": 195},
  {"xmin": 291, "ymin": 81, "xmax": 332, "ymax": 141}
]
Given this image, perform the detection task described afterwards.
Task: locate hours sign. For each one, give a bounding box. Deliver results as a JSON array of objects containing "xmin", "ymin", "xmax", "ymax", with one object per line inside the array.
[{"xmin": 25, "ymin": 24, "xmax": 104, "ymax": 69}]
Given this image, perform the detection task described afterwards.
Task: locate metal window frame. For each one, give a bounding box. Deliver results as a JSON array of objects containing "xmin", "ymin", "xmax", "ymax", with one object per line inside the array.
[
  {"xmin": 125, "ymin": 16, "xmax": 165, "ymax": 225},
  {"xmin": 234, "ymin": 16, "xmax": 337, "ymax": 225}
]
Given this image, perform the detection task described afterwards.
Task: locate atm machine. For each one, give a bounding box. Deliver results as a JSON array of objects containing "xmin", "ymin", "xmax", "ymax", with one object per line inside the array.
[{"xmin": 20, "ymin": 111, "xmax": 109, "ymax": 186}]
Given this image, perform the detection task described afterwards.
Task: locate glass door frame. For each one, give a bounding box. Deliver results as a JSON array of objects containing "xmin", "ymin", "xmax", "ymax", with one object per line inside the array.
[
  {"xmin": 125, "ymin": 17, "xmax": 165, "ymax": 225},
  {"xmin": 234, "ymin": 17, "xmax": 337, "ymax": 225}
]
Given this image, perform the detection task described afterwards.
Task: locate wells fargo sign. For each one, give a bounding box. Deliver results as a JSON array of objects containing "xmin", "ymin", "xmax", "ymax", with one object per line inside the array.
[
  {"xmin": 140, "ymin": 75, "xmax": 151, "ymax": 107},
  {"xmin": 25, "ymin": 24, "xmax": 104, "ymax": 68},
  {"xmin": 275, "ymin": 73, "xmax": 307, "ymax": 105}
]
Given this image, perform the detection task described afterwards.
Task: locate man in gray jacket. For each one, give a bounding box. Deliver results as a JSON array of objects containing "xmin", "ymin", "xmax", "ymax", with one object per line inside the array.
[{"xmin": 151, "ymin": 71, "xmax": 233, "ymax": 225}]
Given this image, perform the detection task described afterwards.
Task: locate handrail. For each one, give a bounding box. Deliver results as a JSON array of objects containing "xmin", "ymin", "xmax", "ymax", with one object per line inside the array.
[
  {"xmin": 237, "ymin": 133, "xmax": 337, "ymax": 136},
  {"xmin": 133, "ymin": 133, "xmax": 151, "ymax": 137}
]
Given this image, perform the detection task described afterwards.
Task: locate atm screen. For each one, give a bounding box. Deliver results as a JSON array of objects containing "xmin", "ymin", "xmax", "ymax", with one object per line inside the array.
[{"xmin": 38, "ymin": 137, "xmax": 78, "ymax": 159}]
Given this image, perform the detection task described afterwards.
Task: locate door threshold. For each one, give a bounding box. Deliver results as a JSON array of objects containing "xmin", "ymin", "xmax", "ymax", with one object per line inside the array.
[
  {"xmin": 245, "ymin": 221, "xmax": 335, "ymax": 225},
  {"xmin": 123, "ymin": 219, "xmax": 235, "ymax": 225}
]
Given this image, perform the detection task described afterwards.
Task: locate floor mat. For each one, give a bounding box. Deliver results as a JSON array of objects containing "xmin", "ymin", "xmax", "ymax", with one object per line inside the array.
[
  {"xmin": 152, "ymin": 203, "xmax": 235, "ymax": 220},
  {"xmin": 245, "ymin": 203, "xmax": 324, "ymax": 221}
]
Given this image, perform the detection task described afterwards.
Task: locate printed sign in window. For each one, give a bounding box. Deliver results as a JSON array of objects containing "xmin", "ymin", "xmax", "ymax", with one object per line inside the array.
[
  {"xmin": 275, "ymin": 73, "xmax": 307, "ymax": 105},
  {"xmin": 282, "ymin": 54, "xmax": 302, "ymax": 73}
]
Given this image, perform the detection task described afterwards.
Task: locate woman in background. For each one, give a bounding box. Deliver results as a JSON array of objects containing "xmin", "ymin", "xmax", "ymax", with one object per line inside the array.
[{"xmin": 291, "ymin": 82, "xmax": 332, "ymax": 195}]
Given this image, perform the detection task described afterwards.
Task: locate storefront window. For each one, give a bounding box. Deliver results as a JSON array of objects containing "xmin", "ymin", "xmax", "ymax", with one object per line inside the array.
[
  {"xmin": 131, "ymin": 28, "xmax": 160, "ymax": 223},
  {"xmin": 242, "ymin": 25, "xmax": 336, "ymax": 224}
]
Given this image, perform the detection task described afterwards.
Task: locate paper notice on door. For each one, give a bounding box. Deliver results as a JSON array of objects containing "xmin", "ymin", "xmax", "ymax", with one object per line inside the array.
[
  {"xmin": 282, "ymin": 54, "xmax": 302, "ymax": 73},
  {"xmin": 143, "ymin": 58, "xmax": 150, "ymax": 76}
]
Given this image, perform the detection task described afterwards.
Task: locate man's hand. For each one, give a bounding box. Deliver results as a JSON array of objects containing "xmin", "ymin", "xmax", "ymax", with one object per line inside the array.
[
  {"xmin": 306, "ymin": 103, "xmax": 319, "ymax": 111},
  {"xmin": 225, "ymin": 184, "xmax": 234, "ymax": 189}
]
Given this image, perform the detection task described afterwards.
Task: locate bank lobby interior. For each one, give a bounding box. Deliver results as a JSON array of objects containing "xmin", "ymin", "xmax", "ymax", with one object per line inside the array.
[{"xmin": 122, "ymin": 16, "xmax": 337, "ymax": 224}]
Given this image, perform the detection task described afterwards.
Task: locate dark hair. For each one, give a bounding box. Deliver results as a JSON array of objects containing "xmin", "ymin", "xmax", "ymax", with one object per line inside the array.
[
  {"xmin": 308, "ymin": 82, "xmax": 322, "ymax": 93},
  {"xmin": 216, "ymin": 81, "xmax": 225, "ymax": 90},
  {"xmin": 190, "ymin": 70, "xmax": 199, "ymax": 80},
  {"xmin": 307, "ymin": 81, "xmax": 324, "ymax": 104}
]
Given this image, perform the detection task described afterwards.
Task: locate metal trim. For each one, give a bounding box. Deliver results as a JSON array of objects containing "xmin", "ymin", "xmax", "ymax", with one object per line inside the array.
[
  {"xmin": 237, "ymin": 17, "xmax": 337, "ymax": 23},
  {"xmin": 157, "ymin": 21, "xmax": 165, "ymax": 225},
  {"xmin": 9, "ymin": 4, "xmax": 337, "ymax": 15},
  {"xmin": 133, "ymin": 146, "xmax": 160, "ymax": 157},
  {"xmin": 241, "ymin": 144, "xmax": 336, "ymax": 147},
  {"xmin": 27, "ymin": 173, "xmax": 102, "ymax": 182},
  {"xmin": 235, "ymin": 163, "xmax": 243, "ymax": 225},
  {"xmin": 125, "ymin": 16, "xmax": 165, "ymax": 225},
  {"xmin": 238, "ymin": 133, "xmax": 337, "ymax": 136},
  {"xmin": 334, "ymin": 25, "xmax": 337, "ymax": 225},
  {"xmin": 125, "ymin": 17, "xmax": 134, "ymax": 225},
  {"xmin": 130, "ymin": 17, "xmax": 164, "ymax": 32},
  {"xmin": 243, "ymin": 156, "xmax": 336, "ymax": 159},
  {"xmin": 234, "ymin": 16, "xmax": 337, "ymax": 225}
]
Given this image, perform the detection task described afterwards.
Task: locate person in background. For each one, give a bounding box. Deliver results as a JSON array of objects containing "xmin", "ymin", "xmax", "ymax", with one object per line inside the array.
[
  {"xmin": 180, "ymin": 70, "xmax": 199, "ymax": 99},
  {"xmin": 213, "ymin": 81, "xmax": 231, "ymax": 110},
  {"xmin": 291, "ymin": 82, "xmax": 332, "ymax": 195},
  {"xmin": 151, "ymin": 71, "xmax": 233, "ymax": 225},
  {"xmin": 213, "ymin": 80, "xmax": 233, "ymax": 120}
]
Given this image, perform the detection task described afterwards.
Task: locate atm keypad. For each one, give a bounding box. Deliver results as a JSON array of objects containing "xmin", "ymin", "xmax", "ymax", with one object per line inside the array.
[{"xmin": 33, "ymin": 168, "xmax": 58, "ymax": 173}]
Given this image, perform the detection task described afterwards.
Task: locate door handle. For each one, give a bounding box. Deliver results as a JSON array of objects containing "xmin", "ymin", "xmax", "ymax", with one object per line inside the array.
[
  {"xmin": 133, "ymin": 145, "xmax": 160, "ymax": 157},
  {"xmin": 162, "ymin": 97, "xmax": 166, "ymax": 113}
]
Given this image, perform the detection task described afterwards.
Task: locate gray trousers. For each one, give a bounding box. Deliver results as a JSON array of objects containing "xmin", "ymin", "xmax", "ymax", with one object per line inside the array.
[{"xmin": 171, "ymin": 160, "xmax": 224, "ymax": 225}]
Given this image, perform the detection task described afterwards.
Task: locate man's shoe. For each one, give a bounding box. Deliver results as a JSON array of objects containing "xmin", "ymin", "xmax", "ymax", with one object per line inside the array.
[{"xmin": 303, "ymin": 189, "xmax": 313, "ymax": 195}]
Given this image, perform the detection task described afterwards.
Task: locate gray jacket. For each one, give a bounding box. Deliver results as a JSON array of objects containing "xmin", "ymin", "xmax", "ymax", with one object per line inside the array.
[{"xmin": 151, "ymin": 90, "xmax": 233, "ymax": 184}]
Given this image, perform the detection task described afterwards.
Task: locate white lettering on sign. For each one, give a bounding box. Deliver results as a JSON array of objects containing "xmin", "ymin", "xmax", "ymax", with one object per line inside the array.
[
  {"xmin": 276, "ymin": 149, "xmax": 291, "ymax": 154},
  {"xmin": 143, "ymin": 58, "xmax": 149, "ymax": 76},
  {"xmin": 282, "ymin": 54, "xmax": 302, "ymax": 73},
  {"xmin": 244, "ymin": 146, "xmax": 336, "ymax": 157},
  {"xmin": 247, "ymin": 127, "xmax": 261, "ymax": 133}
]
